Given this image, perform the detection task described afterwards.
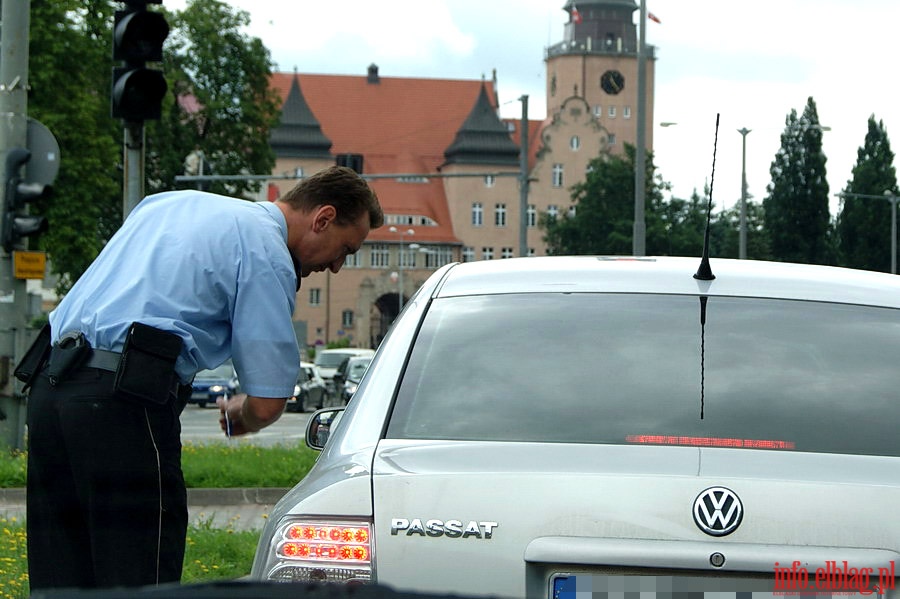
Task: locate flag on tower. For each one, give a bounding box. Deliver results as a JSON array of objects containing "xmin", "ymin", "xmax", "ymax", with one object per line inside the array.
[
  {"xmin": 648, "ymin": 12, "xmax": 662, "ymax": 24},
  {"xmin": 572, "ymin": 5, "xmax": 583, "ymax": 24}
]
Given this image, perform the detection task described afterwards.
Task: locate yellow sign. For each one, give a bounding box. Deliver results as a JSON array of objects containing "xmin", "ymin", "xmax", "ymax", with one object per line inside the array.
[{"xmin": 13, "ymin": 251, "xmax": 47, "ymax": 279}]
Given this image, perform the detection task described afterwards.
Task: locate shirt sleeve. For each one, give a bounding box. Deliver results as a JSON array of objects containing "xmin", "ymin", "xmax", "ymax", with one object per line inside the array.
[{"xmin": 229, "ymin": 224, "xmax": 300, "ymax": 399}]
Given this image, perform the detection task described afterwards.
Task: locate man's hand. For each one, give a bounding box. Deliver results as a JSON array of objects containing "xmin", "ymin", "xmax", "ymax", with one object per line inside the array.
[{"xmin": 217, "ymin": 393, "xmax": 287, "ymax": 437}]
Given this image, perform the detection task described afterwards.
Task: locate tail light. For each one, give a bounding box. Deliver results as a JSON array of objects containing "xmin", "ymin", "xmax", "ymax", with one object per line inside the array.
[{"xmin": 265, "ymin": 518, "xmax": 374, "ymax": 584}]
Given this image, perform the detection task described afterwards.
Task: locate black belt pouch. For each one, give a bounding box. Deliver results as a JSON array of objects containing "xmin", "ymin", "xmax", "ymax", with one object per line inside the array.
[
  {"xmin": 13, "ymin": 323, "xmax": 52, "ymax": 389},
  {"xmin": 114, "ymin": 322, "xmax": 183, "ymax": 406}
]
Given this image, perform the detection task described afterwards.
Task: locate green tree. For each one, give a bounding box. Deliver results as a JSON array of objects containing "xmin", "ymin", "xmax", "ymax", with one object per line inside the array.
[
  {"xmin": 541, "ymin": 145, "xmax": 668, "ymax": 255},
  {"xmin": 650, "ymin": 189, "xmax": 708, "ymax": 258},
  {"xmin": 709, "ymin": 200, "xmax": 770, "ymax": 260},
  {"xmin": 834, "ymin": 116, "xmax": 898, "ymax": 272},
  {"xmin": 27, "ymin": 1, "xmax": 281, "ymax": 294},
  {"xmin": 763, "ymin": 97, "xmax": 832, "ymax": 265},
  {"xmin": 28, "ymin": 1, "xmax": 123, "ymax": 292},
  {"xmin": 148, "ymin": 0, "xmax": 281, "ymax": 198}
]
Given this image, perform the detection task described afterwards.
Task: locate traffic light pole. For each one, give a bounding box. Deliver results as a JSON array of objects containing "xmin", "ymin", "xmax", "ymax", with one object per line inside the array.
[
  {"xmin": 0, "ymin": 0, "xmax": 33, "ymax": 449},
  {"xmin": 123, "ymin": 122, "xmax": 145, "ymax": 217}
]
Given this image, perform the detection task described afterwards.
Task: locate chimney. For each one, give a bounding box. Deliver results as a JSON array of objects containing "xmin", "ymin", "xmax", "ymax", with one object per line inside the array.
[{"xmin": 367, "ymin": 63, "xmax": 380, "ymax": 84}]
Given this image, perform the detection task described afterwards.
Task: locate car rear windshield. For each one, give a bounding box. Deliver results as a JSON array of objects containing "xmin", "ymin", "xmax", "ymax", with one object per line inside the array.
[{"xmin": 387, "ymin": 293, "xmax": 900, "ymax": 457}]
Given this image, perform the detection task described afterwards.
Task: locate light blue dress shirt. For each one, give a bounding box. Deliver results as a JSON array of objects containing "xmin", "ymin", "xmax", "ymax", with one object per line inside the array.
[{"xmin": 49, "ymin": 190, "xmax": 300, "ymax": 398}]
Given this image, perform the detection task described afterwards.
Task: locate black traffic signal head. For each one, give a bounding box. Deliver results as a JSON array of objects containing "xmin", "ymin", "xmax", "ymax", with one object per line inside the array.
[
  {"xmin": 111, "ymin": 2, "xmax": 169, "ymax": 122},
  {"xmin": 3, "ymin": 148, "xmax": 50, "ymax": 252},
  {"xmin": 112, "ymin": 66, "xmax": 168, "ymax": 121},
  {"xmin": 113, "ymin": 8, "xmax": 169, "ymax": 62}
]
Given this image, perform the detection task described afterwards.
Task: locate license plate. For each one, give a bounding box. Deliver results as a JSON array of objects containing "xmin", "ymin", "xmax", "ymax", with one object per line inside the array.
[{"xmin": 549, "ymin": 573, "xmax": 886, "ymax": 598}]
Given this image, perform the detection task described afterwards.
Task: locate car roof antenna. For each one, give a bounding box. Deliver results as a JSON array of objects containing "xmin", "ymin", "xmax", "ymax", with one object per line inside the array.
[{"xmin": 693, "ymin": 113, "xmax": 720, "ymax": 281}]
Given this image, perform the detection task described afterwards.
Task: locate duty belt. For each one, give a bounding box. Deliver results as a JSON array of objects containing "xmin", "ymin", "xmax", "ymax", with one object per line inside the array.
[{"xmin": 84, "ymin": 348, "xmax": 122, "ymax": 372}]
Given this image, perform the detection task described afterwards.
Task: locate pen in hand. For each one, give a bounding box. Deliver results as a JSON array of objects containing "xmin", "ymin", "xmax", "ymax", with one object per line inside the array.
[{"xmin": 220, "ymin": 393, "xmax": 233, "ymax": 438}]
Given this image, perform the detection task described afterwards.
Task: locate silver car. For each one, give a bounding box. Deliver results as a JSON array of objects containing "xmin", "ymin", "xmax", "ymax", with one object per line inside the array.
[{"xmin": 251, "ymin": 256, "xmax": 900, "ymax": 598}]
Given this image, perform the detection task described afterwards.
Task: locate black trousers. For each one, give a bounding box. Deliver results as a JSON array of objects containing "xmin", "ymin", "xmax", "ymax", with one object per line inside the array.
[{"xmin": 26, "ymin": 366, "xmax": 188, "ymax": 590}]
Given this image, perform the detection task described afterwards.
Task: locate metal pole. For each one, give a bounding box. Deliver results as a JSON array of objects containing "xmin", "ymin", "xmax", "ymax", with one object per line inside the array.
[
  {"xmin": 390, "ymin": 227, "xmax": 413, "ymax": 313},
  {"xmin": 398, "ymin": 234, "xmax": 403, "ymax": 315},
  {"xmin": 632, "ymin": 0, "xmax": 647, "ymax": 256},
  {"xmin": 737, "ymin": 128, "xmax": 751, "ymax": 260},
  {"xmin": 0, "ymin": 0, "xmax": 32, "ymax": 449},
  {"xmin": 518, "ymin": 95, "xmax": 529, "ymax": 257},
  {"xmin": 123, "ymin": 122, "xmax": 144, "ymax": 217},
  {"xmin": 892, "ymin": 197, "xmax": 897, "ymax": 275}
]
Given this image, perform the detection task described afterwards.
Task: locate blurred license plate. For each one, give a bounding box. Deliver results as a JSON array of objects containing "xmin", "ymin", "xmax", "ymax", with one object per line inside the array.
[{"xmin": 550, "ymin": 573, "xmax": 883, "ymax": 598}]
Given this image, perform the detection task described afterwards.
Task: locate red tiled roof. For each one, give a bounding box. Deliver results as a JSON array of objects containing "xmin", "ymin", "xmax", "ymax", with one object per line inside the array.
[{"xmin": 270, "ymin": 72, "xmax": 509, "ymax": 244}]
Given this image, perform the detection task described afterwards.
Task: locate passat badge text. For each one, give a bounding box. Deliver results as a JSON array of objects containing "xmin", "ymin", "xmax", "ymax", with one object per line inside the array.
[{"xmin": 391, "ymin": 518, "xmax": 498, "ymax": 539}]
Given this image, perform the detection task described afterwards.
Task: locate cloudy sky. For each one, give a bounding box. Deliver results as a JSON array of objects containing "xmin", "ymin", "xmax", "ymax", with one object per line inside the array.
[{"xmin": 165, "ymin": 0, "xmax": 900, "ymax": 214}]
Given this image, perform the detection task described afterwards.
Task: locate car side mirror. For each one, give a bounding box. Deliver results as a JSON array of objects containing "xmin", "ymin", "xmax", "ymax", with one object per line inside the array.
[{"xmin": 306, "ymin": 408, "xmax": 345, "ymax": 450}]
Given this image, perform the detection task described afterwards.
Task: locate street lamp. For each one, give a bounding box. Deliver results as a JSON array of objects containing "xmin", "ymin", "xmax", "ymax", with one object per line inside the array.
[
  {"xmin": 737, "ymin": 127, "xmax": 751, "ymax": 260},
  {"xmin": 389, "ymin": 226, "xmax": 414, "ymax": 313},
  {"xmin": 887, "ymin": 190, "xmax": 898, "ymax": 275}
]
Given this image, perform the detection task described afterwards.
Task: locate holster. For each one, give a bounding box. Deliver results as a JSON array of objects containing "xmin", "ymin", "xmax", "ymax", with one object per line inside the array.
[
  {"xmin": 46, "ymin": 330, "xmax": 92, "ymax": 386},
  {"xmin": 114, "ymin": 322, "xmax": 183, "ymax": 406},
  {"xmin": 13, "ymin": 323, "xmax": 52, "ymax": 391}
]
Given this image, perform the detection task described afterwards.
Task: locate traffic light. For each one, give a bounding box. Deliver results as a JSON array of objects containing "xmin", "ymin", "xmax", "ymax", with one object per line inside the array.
[
  {"xmin": 2, "ymin": 148, "xmax": 50, "ymax": 253},
  {"xmin": 111, "ymin": 0, "xmax": 169, "ymax": 122}
]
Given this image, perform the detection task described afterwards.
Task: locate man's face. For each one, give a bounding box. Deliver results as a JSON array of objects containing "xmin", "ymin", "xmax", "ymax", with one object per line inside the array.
[{"xmin": 297, "ymin": 208, "xmax": 370, "ymax": 277}]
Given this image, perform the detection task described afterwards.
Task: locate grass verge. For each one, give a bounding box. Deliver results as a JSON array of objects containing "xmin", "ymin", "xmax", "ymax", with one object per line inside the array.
[
  {"xmin": 0, "ymin": 515, "xmax": 260, "ymax": 599},
  {"xmin": 0, "ymin": 442, "xmax": 319, "ymax": 597},
  {"xmin": 0, "ymin": 441, "xmax": 319, "ymax": 489}
]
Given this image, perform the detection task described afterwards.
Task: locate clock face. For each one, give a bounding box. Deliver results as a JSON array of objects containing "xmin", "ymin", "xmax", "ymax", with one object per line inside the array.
[{"xmin": 600, "ymin": 70, "xmax": 625, "ymax": 95}]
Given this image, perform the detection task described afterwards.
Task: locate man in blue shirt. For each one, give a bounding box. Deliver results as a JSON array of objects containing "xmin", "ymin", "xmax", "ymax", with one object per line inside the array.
[{"xmin": 25, "ymin": 165, "xmax": 382, "ymax": 589}]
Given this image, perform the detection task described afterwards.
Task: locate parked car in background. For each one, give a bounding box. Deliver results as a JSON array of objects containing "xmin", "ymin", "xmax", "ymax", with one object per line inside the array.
[
  {"xmin": 314, "ymin": 347, "xmax": 375, "ymax": 405},
  {"xmin": 287, "ymin": 361, "xmax": 326, "ymax": 413},
  {"xmin": 189, "ymin": 362, "xmax": 239, "ymax": 408},
  {"xmin": 252, "ymin": 256, "xmax": 900, "ymax": 598},
  {"xmin": 338, "ymin": 355, "xmax": 372, "ymax": 404}
]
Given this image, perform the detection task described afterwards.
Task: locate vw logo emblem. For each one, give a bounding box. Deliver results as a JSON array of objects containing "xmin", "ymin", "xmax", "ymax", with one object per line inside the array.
[{"xmin": 693, "ymin": 487, "xmax": 743, "ymax": 537}]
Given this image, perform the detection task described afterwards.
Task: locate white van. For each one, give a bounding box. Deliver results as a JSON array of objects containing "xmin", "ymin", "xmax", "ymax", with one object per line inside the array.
[{"xmin": 313, "ymin": 348, "xmax": 375, "ymax": 402}]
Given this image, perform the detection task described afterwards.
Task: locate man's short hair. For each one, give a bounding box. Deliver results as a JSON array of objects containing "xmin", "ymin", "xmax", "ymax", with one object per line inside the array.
[{"xmin": 281, "ymin": 166, "xmax": 383, "ymax": 228}]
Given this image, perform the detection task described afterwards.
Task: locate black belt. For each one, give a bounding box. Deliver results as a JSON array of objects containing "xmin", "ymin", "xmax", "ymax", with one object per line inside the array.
[
  {"xmin": 81, "ymin": 348, "xmax": 189, "ymax": 398},
  {"xmin": 85, "ymin": 348, "xmax": 123, "ymax": 372}
]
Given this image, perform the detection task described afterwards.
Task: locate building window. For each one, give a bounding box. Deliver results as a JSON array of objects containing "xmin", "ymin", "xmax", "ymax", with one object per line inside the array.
[
  {"xmin": 462, "ymin": 246, "xmax": 475, "ymax": 262},
  {"xmin": 608, "ymin": 105, "xmax": 616, "ymax": 118},
  {"xmin": 344, "ymin": 251, "xmax": 361, "ymax": 268},
  {"xmin": 547, "ymin": 204, "xmax": 559, "ymax": 219},
  {"xmin": 501, "ymin": 247, "xmax": 514, "ymax": 259},
  {"xmin": 309, "ymin": 288, "xmax": 321, "ymax": 306},
  {"xmin": 398, "ymin": 245, "xmax": 417, "ymax": 268},
  {"xmin": 472, "ymin": 202, "xmax": 483, "ymax": 227},
  {"xmin": 593, "ymin": 105, "xmax": 602, "ymax": 118},
  {"xmin": 568, "ymin": 205, "xmax": 577, "ymax": 218},
  {"xmin": 341, "ymin": 310, "xmax": 354, "ymax": 328},
  {"xmin": 527, "ymin": 204, "xmax": 537, "ymax": 227},
  {"xmin": 424, "ymin": 246, "xmax": 453, "ymax": 268},
  {"xmin": 623, "ymin": 106, "xmax": 632, "ymax": 119},
  {"xmin": 552, "ymin": 164, "xmax": 564, "ymax": 188},
  {"xmin": 294, "ymin": 167, "xmax": 304, "ymax": 178},
  {"xmin": 482, "ymin": 247, "xmax": 494, "ymax": 260},
  {"xmin": 528, "ymin": 248, "xmax": 536, "ymax": 257},
  {"xmin": 495, "ymin": 203, "xmax": 507, "ymax": 227},
  {"xmin": 484, "ymin": 175, "xmax": 495, "ymax": 188},
  {"xmin": 370, "ymin": 244, "xmax": 390, "ymax": 268},
  {"xmin": 608, "ymin": 133, "xmax": 617, "ymax": 146},
  {"xmin": 570, "ymin": 135, "xmax": 581, "ymax": 151}
]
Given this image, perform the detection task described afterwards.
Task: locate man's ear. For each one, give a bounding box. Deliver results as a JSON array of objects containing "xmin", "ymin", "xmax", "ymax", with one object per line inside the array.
[{"xmin": 312, "ymin": 205, "xmax": 337, "ymax": 232}]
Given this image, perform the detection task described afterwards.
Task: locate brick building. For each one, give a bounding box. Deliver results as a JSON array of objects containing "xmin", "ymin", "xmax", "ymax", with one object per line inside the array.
[{"xmin": 267, "ymin": 0, "xmax": 655, "ymax": 351}]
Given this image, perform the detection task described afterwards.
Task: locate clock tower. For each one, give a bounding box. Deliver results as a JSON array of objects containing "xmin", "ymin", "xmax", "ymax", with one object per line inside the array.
[{"xmin": 545, "ymin": 0, "xmax": 655, "ymax": 154}]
